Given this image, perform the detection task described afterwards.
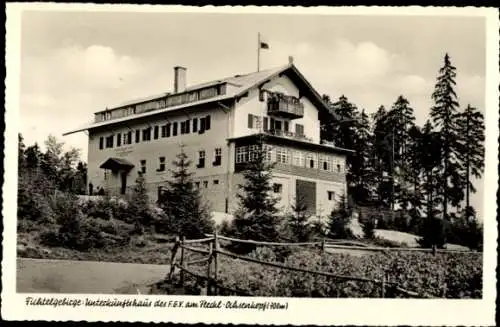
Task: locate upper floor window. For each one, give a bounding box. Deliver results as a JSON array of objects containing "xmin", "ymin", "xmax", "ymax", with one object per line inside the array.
[
  {"xmin": 180, "ymin": 121, "xmax": 187, "ymax": 134},
  {"xmin": 124, "ymin": 131, "xmax": 132, "ymax": 145},
  {"xmin": 328, "ymin": 191, "xmax": 335, "ymax": 201},
  {"xmin": 276, "ymin": 147, "xmax": 288, "ymax": 164},
  {"xmin": 116, "ymin": 133, "xmax": 122, "ymax": 147},
  {"xmin": 293, "ymin": 151, "xmax": 304, "ymax": 167},
  {"xmin": 192, "ymin": 118, "xmax": 198, "ymax": 133},
  {"xmin": 199, "ymin": 115, "xmax": 211, "ymax": 134},
  {"xmin": 197, "ymin": 150, "xmax": 206, "ymax": 168},
  {"xmin": 236, "ymin": 146, "xmax": 248, "ymax": 164},
  {"xmin": 248, "ymin": 145, "xmax": 260, "ymax": 162},
  {"xmin": 248, "ymin": 114, "xmax": 261, "ymax": 129},
  {"xmin": 99, "ymin": 137, "xmax": 104, "ymax": 150},
  {"xmin": 264, "ymin": 145, "xmax": 274, "ymax": 162},
  {"xmin": 172, "ymin": 122, "xmax": 178, "ymax": 136},
  {"xmin": 307, "ymin": 153, "xmax": 316, "ymax": 169},
  {"xmin": 157, "ymin": 156, "xmax": 166, "ymax": 172},
  {"xmin": 295, "ymin": 124, "xmax": 304, "ymax": 136},
  {"xmin": 154, "ymin": 126, "xmax": 159, "ymax": 139},
  {"xmin": 213, "ymin": 147, "xmax": 222, "ymax": 166},
  {"xmin": 105, "ymin": 111, "xmax": 112, "ymax": 120},
  {"xmin": 142, "ymin": 128, "xmax": 151, "ymax": 141},
  {"xmin": 105, "ymin": 135, "xmax": 114, "ymax": 148},
  {"xmin": 135, "ymin": 130, "xmax": 140, "ymax": 143}
]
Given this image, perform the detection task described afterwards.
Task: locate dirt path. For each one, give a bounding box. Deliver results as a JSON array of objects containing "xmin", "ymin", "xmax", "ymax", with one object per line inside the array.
[{"xmin": 17, "ymin": 258, "xmax": 169, "ymax": 294}]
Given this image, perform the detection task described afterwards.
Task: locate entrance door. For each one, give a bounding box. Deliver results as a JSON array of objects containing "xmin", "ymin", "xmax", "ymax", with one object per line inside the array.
[{"xmin": 120, "ymin": 172, "xmax": 127, "ymax": 195}]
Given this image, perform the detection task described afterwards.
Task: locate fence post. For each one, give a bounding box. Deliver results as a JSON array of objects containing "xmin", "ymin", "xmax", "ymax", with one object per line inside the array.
[
  {"xmin": 321, "ymin": 238, "xmax": 325, "ymax": 254},
  {"xmin": 206, "ymin": 242, "xmax": 213, "ymax": 295},
  {"xmin": 180, "ymin": 236, "xmax": 186, "ymax": 287},
  {"xmin": 213, "ymin": 231, "xmax": 219, "ymax": 296},
  {"xmin": 167, "ymin": 236, "xmax": 180, "ymax": 281},
  {"xmin": 381, "ymin": 273, "xmax": 386, "ymax": 298}
]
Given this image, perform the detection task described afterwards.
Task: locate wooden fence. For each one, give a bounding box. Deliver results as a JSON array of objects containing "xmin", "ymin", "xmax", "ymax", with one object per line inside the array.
[{"xmin": 166, "ymin": 233, "xmax": 456, "ymax": 298}]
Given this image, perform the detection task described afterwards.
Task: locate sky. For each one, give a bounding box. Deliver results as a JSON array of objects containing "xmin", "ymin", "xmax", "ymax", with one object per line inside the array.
[{"xmin": 18, "ymin": 9, "xmax": 487, "ymax": 218}]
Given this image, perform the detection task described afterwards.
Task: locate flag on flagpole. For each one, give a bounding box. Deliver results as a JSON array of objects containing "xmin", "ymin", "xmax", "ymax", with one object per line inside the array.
[{"xmin": 259, "ymin": 33, "xmax": 270, "ymax": 50}]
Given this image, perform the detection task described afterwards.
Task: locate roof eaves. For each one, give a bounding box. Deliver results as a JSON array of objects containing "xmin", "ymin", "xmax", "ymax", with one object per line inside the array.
[{"xmin": 63, "ymin": 93, "xmax": 234, "ymax": 136}]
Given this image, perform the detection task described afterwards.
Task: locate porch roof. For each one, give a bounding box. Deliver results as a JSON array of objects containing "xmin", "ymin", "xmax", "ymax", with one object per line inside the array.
[{"xmin": 100, "ymin": 157, "xmax": 135, "ymax": 170}]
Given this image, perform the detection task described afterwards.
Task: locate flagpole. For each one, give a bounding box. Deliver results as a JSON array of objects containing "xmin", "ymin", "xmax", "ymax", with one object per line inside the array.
[{"xmin": 257, "ymin": 32, "xmax": 260, "ymax": 72}]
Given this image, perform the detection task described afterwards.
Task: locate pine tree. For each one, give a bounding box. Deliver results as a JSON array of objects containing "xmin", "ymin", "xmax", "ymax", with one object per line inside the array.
[
  {"xmin": 420, "ymin": 120, "xmax": 442, "ymax": 222},
  {"xmin": 351, "ymin": 108, "xmax": 373, "ymax": 203},
  {"xmin": 387, "ymin": 96, "xmax": 416, "ymax": 210},
  {"xmin": 287, "ymin": 195, "xmax": 311, "ymax": 242},
  {"xmin": 232, "ymin": 136, "xmax": 281, "ymax": 243},
  {"xmin": 128, "ymin": 174, "xmax": 151, "ymax": 230},
  {"xmin": 158, "ymin": 146, "xmax": 214, "ymax": 238},
  {"xmin": 456, "ymin": 104, "xmax": 485, "ymax": 215},
  {"xmin": 430, "ymin": 53, "xmax": 463, "ymax": 220}
]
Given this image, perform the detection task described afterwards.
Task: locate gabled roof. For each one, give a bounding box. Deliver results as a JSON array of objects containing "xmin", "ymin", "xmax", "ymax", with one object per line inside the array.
[{"xmin": 64, "ymin": 63, "xmax": 333, "ymax": 135}]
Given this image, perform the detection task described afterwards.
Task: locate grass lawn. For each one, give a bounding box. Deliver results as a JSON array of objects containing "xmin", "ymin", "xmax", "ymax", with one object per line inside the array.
[{"xmin": 17, "ymin": 258, "xmax": 169, "ymax": 294}]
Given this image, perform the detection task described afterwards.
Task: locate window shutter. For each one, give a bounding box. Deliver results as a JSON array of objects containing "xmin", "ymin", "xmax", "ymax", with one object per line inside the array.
[
  {"xmin": 263, "ymin": 117, "xmax": 268, "ymax": 131},
  {"xmin": 248, "ymin": 114, "xmax": 253, "ymax": 128},
  {"xmin": 199, "ymin": 118, "xmax": 206, "ymax": 134},
  {"xmin": 99, "ymin": 137, "xmax": 104, "ymax": 149},
  {"xmin": 205, "ymin": 115, "xmax": 211, "ymax": 130},
  {"xmin": 117, "ymin": 133, "xmax": 122, "ymax": 147},
  {"xmin": 192, "ymin": 118, "xmax": 198, "ymax": 132}
]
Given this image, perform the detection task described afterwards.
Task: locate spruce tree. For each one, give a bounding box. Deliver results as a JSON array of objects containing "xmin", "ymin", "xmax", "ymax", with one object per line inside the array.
[
  {"xmin": 232, "ymin": 136, "xmax": 281, "ymax": 243},
  {"xmin": 128, "ymin": 174, "xmax": 151, "ymax": 230},
  {"xmin": 430, "ymin": 53, "xmax": 463, "ymax": 220},
  {"xmin": 457, "ymin": 104, "xmax": 485, "ymax": 215},
  {"xmin": 287, "ymin": 195, "xmax": 311, "ymax": 242},
  {"xmin": 158, "ymin": 146, "xmax": 214, "ymax": 238}
]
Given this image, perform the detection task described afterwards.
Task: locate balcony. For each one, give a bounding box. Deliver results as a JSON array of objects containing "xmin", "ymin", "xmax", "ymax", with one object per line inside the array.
[
  {"xmin": 267, "ymin": 93, "xmax": 304, "ymax": 119},
  {"xmin": 266, "ymin": 129, "xmax": 313, "ymax": 143}
]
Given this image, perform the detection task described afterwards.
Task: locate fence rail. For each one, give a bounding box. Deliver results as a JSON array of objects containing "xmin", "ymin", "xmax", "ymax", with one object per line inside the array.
[{"xmin": 167, "ymin": 233, "xmax": 449, "ymax": 298}]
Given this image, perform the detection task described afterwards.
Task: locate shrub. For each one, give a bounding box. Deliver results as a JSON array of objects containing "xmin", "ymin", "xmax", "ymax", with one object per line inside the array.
[{"xmin": 362, "ymin": 218, "xmax": 376, "ymax": 239}]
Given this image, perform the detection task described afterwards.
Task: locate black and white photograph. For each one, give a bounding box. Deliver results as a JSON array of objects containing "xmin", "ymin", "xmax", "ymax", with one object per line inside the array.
[{"xmin": 3, "ymin": 3, "xmax": 498, "ymax": 325}]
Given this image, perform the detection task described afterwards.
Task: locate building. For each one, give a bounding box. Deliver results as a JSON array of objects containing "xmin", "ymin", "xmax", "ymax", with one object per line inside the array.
[{"xmin": 64, "ymin": 59, "xmax": 353, "ymax": 218}]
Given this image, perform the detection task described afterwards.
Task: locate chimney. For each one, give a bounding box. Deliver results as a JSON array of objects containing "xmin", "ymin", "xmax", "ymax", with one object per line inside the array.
[
  {"xmin": 174, "ymin": 66, "xmax": 187, "ymax": 93},
  {"xmin": 288, "ymin": 56, "xmax": 294, "ymax": 65}
]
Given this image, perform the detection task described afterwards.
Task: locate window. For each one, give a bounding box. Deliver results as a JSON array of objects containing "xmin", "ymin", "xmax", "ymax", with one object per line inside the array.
[
  {"xmin": 284, "ymin": 121, "xmax": 289, "ymax": 132},
  {"xmin": 203, "ymin": 180, "xmax": 208, "ymax": 188},
  {"xmin": 99, "ymin": 137, "xmax": 104, "ymax": 150},
  {"xmin": 124, "ymin": 131, "xmax": 132, "ymax": 145},
  {"xmin": 116, "ymin": 133, "xmax": 122, "ymax": 147},
  {"xmin": 195, "ymin": 181, "xmax": 200, "ymax": 189},
  {"xmin": 213, "ymin": 179, "xmax": 219, "ymax": 185},
  {"xmin": 213, "ymin": 147, "xmax": 222, "ymax": 166},
  {"xmin": 197, "ymin": 150, "xmax": 206, "ymax": 168},
  {"xmin": 263, "ymin": 116, "xmax": 269, "ymax": 131},
  {"xmin": 142, "ymin": 128, "xmax": 151, "ymax": 141},
  {"xmin": 180, "ymin": 121, "xmax": 186, "ymax": 134},
  {"xmin": 157, "ymin": 157, "xmax": 166, "ymax": 172},
  {"xmin": 276, "ymin": 147, "xmax": 288, "ymax": 164},
  {"xmin": 161, "ymin": 125, "xmax": 167, "ymax": 138},
  {"xmin": 320, "ymin": 155, "xmax": 329, "ymax": 171},
  {"xmin": 293, "ymin": 151, "xmax": 304, "ymax": 167},
  {"xmin": 199, "ymin": 117, "xmax": 206, "ymax": 134},
  {"xmin": 307, "ymin": 153, "xmax": 316, "ymax": 168},
  {"xmin": 264, "ymin": 145, "xmax": 274, "ymax": 162},
  {"xmin": 248, "ymin": 144, "xmax": 260, "ymax": 162},
  {"xmin": 259, "ymin": 89, "xmax": 265, "ymax": 101},
  {"xmin": 135, "ymin": 130, "xmax": 140, "ymax": 143},
  {"xmin": 105, "ymin": 135, "xmax": 114, "ymax": 148},
  {"xmin": 140, "ymin": 160, "xmax": 147, "ymax": 174},
  {"xmin": 337, "ymin": 164, "xmax": 342, "ymax": 173},
  {"xmin": 205, "ymin": 115, "xmax": 211, "ymax": 130},
  {"xmin": 236, "ymin": 146, "xmax": 248, "ymax": 163},
  {"xmin": 296, "ymin": 124, "xmax": 304, "ymax": 136},
  {"xmin": 274, "ymin": 120, "xmax": 282, "ymax": 131},
  {"xmin": 328, "ymin": 191, "xmax": 335, "ymax": 201},
  {"xmin": 166, "ymin": 123, "xmax": 172, "ymax": 137},
  {"xmin": 248, "ymin": 114, "xmax": 254, "ymax": 128},
  {"xmin": 172, "ymin": 122, "xmax": 178, "ymax": 136},
  {"xmin": 185, "ymin": 120, "xmax": 190, "ymax": 134},
  {"xmin": 154, "ymin": 126, "xmax": 159, "ymax": 139},
  {"xmin": 273, "ymin": 183, "xmax": 283, "ymax": 193},
  {"xmin": 105, "ymin": 111, "xmax": 112, "ymax": 120},
  {"xmin": 192, "ymin": 118, "xmax": 198, "ymax": 133}
]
